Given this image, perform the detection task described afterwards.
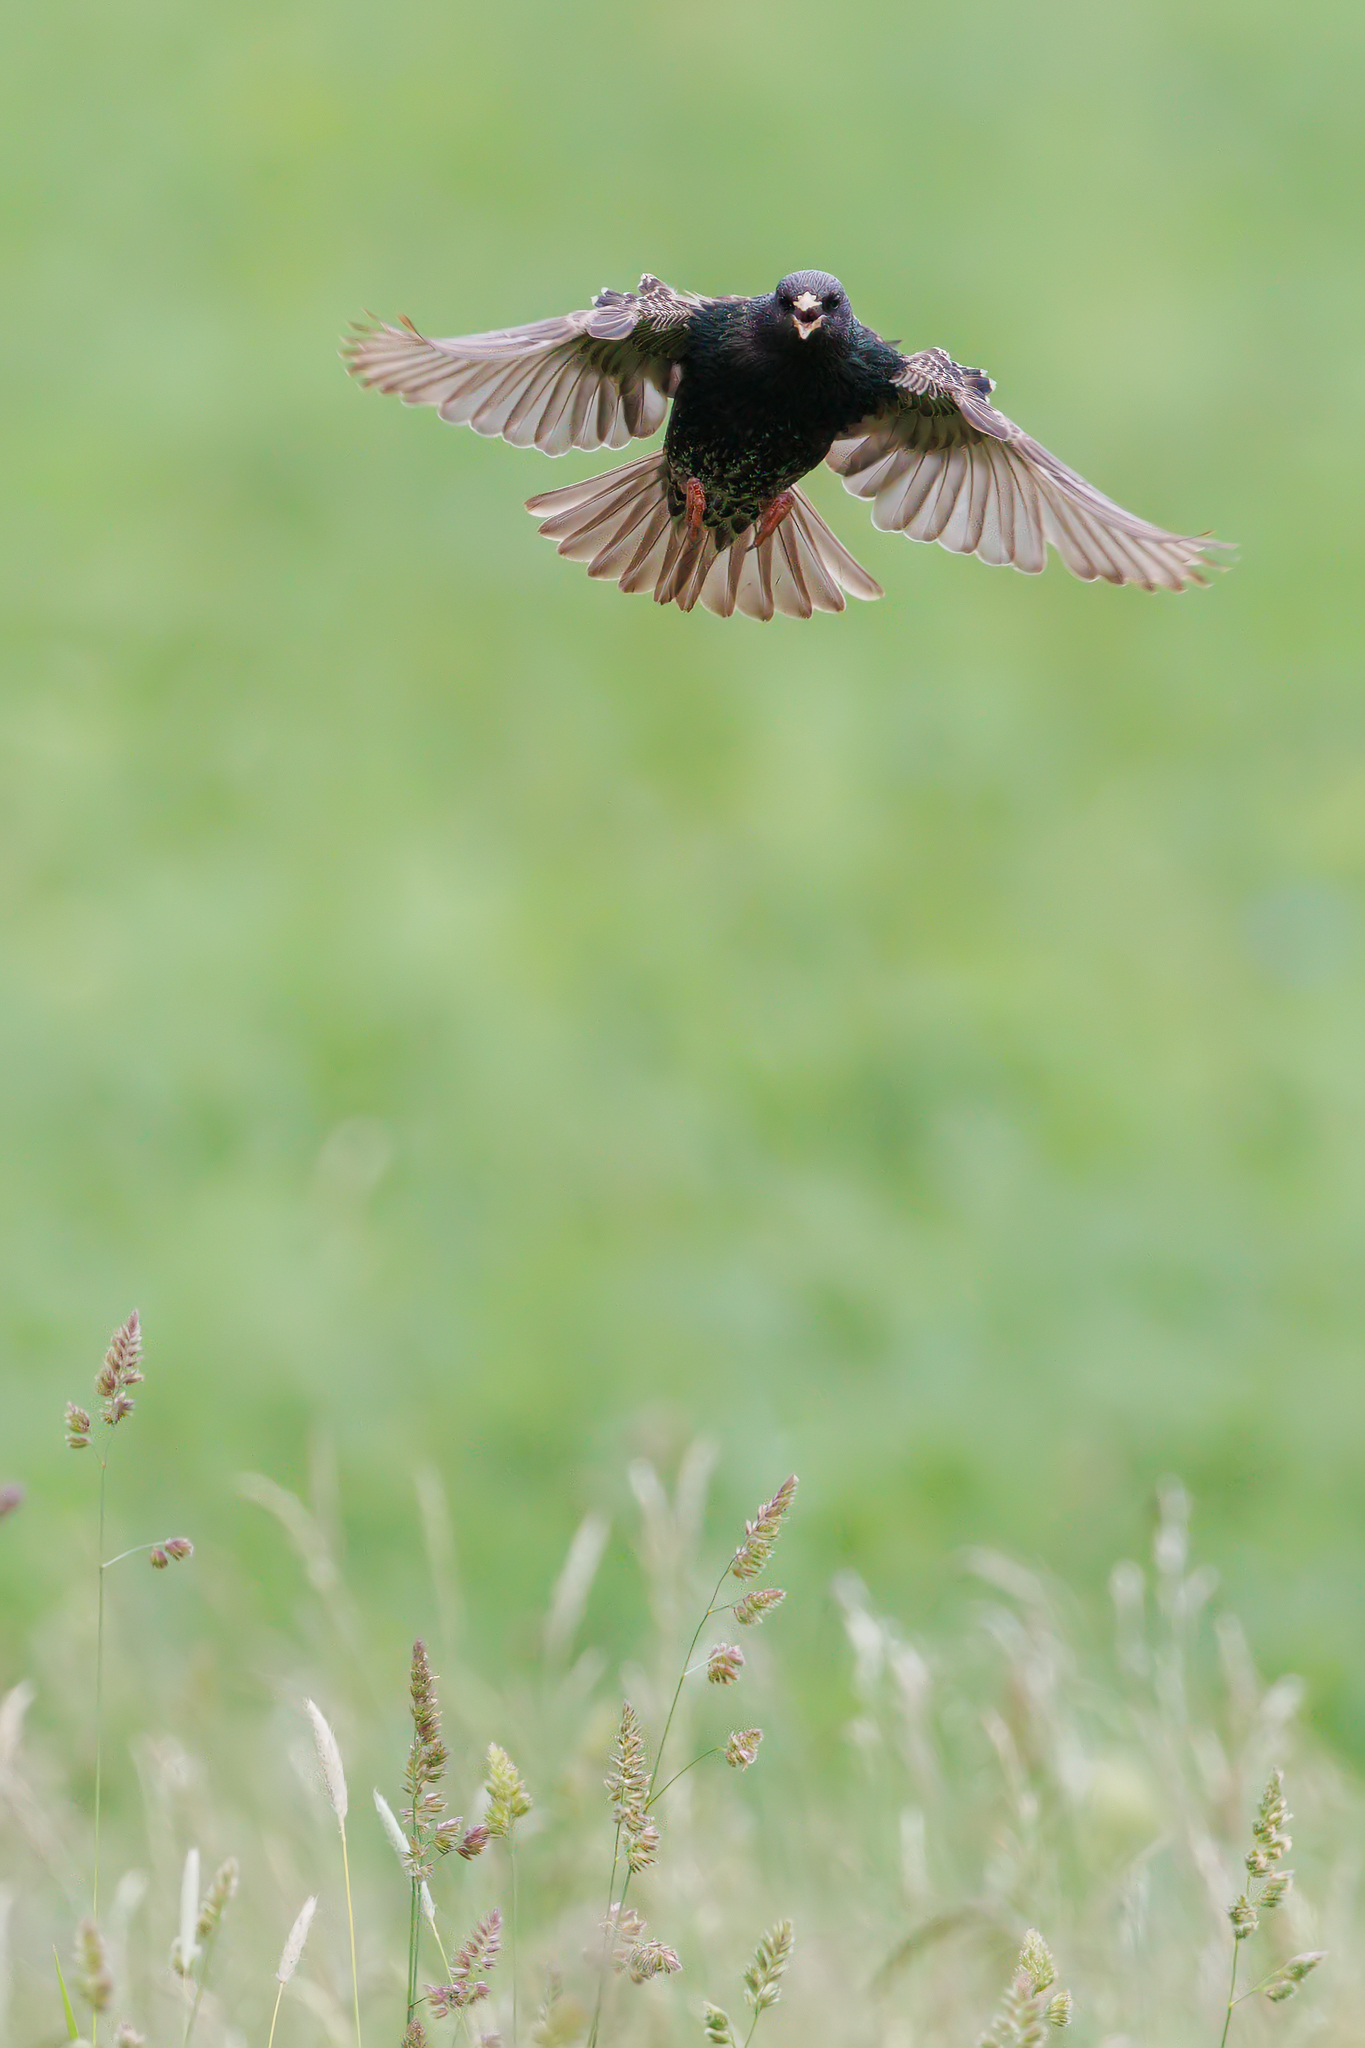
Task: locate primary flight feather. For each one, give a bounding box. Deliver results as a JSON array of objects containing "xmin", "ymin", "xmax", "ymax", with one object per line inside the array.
[{"xmin": 343, "ymin": 270, "xmax": 1227, "ymax": 622}]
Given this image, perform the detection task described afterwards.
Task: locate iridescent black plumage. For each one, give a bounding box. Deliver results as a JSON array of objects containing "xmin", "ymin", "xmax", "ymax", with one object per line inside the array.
[
  {"xmin": 345, "ymin": 270, "xmax": 1227, "ymax": 620},
  {"xmin": 658, "ymin": 273, "xmax": 903, "ymax": 535}
]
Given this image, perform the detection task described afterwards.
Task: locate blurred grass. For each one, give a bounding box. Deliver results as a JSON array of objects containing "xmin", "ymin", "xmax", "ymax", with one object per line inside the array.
[{"xmin": 2, "ymin": 0, "xmax": 1365, "ymax": 1755}]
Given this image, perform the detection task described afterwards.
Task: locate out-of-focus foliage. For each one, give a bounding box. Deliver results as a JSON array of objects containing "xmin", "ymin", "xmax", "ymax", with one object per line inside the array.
[
  {"xmin": 1, "ymin": 0, "xmax": 1364, "ymax": 1756},
  {"xmin": 0, "ymin": 1450, "xmax": 1356, "ymax": 2047}
]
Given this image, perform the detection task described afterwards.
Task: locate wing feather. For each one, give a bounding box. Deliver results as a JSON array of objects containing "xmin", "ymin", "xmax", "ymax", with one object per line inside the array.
[
  {"xmin": 344, "ymin": 275, "xmax": 707, "ymax": 455},
  {"xmin": 830, "ymin": 346, "xmax": 1228, "ymax": 590}
]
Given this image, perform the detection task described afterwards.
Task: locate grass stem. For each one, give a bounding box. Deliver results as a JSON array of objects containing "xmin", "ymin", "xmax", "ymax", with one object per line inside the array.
[
  {"xmin": 646, "ymin": 1749, "xmax": 721, "ymax": 1809},
  {"xmin": 510, "ymin": 1828, "xmax": 520, "ymax": 2048},
  {"xmin": 92, "ymin": 1451, "xmax": 107, "ymax": 2048},
  {"xmin": 341, "ymin": 1818, "xmax": 363, "ymax": 2048},
  {"xmin": 1219, "ymin": 1939, "xmax": 1240, "ymax": 2048}
]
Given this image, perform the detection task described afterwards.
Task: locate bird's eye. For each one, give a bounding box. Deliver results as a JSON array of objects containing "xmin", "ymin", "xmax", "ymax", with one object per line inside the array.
[
  {"xmin": 778, "ymin": 293, "xmax": 793, "ymax": 309},
  {"xmin": 822, "ymin": 293, "xmax": 840, "ymax": 311}
]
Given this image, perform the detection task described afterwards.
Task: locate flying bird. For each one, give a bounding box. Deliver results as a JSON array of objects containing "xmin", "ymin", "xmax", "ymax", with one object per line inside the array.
[{"xmin": 344, "ymin": 270, "xmax": 1226, "ymax": 621}]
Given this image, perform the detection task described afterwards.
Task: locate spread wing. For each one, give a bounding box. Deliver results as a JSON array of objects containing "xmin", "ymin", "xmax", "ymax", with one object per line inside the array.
[
  {"xmin": 342, "ymin": 274, "xmax": 714, "ymax": 456},
  {"xmin": 828, "ymin": 347, "xmax": 1228, "ymax": 591}
]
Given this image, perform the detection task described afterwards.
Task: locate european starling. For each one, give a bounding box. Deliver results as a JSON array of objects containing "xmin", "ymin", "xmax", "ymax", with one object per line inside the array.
[{"xmin": 344, "ymin": 270, "xmax": 1226, "ymax": 621}]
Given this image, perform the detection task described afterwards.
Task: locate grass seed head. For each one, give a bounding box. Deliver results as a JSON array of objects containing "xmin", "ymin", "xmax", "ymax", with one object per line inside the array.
[
  {"xmin": 1264, "ymin": 1953, "xmax": 1326, "ymax": 2002},
  {"xmin": 707, "ymin": 1644, "xmax": 745, "ymax": 1686},
  {"xmin": 458, "ymin": 1823, "xmax": 491, "ymax": 1858},
  {"xmin": 276, "ymin": 1895, "xmax": 317, "ymax": 1983},
  {"xmin": 149, "ymin": 1539, "xmax": 192, "ymax": 1571},
  {"xmin": 114, "ymin": 2026, "xmax": 145, "ymax": 2046},
  {"xmin": 731, "ymin": 1477, "xmax": 797, "ymax": 1582},
  {"xmin": 66, "ymin": 1404, "xmax": 92, "ymax": 1451},
  {"xmin": 484, "ymin": 1743, "xmax": 532, "ymax": 1835},
  {"xmin": 1020, "ymin": 1932, "xmax": 1055, "ymax": 1996},
  {"xmin": 1229, "ymin": 1896, "xmax": 1259, "ymax": 1940},
  {"xmin": 703, "ymin": 2004, "xmax": 736, "ymax": 2048},
  {"xmin": 403, "ymin": 2024, "xmax": 429, "ymax": 2048},
  {"xmin": 627, "ymin": 1941, "xmax": 682, "ymax": 1983},
  {"xmin": 733, "ymin": 1589, "xmax": 785, "ymax": 1627},
  {"xmin": 531, "ymin": 1967, "xmax": 588, "ymax": 2048},
  {"xmin": 725, "ymin": 1729, "xmax": 762, "ymax": 1770},
  {"xmin": 97, "ymin": 1312, "xmax": 144, "ymax": 1428},
  {"xmin": 606, "ymin": 1702, "xmax": 649, "ymax": 1833},
  {"xmin": 304, "ymin": 1699, "xmax": 349, "ymax": 1822},
  {"xmin": 429, "ymin": 1906, "xmax": 503, "ymax": 2010},
  {"xmin": 195, "ymin": 1857, "xmax": 239, "ymax": 1940},
  {"xmin": 75, "ymin": 1919, "xmax": 113, "ymax": 2012},
  {"xmin": 171, "ymin": 1848, "xmax": 200, "ymax": 1977},
  {"xmin": 743, "ymin": 1920, "xmax": 793, "ymax": 2010},
  {"xmin": 403, "ymin": 1639, "xmax": 449, "ymax": 1863},
  {"xmin": 626, "ymin": 1820, "xmax": 661, "ymax": 1873}
]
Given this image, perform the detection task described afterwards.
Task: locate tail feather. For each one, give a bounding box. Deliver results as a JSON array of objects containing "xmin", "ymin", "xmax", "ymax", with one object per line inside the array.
[{"xmin": 526, "ymin": 457, "xmax": 883, "ymax": 620}]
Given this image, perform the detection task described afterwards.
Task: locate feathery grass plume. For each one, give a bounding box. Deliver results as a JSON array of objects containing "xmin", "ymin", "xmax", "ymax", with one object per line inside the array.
[
  {"xmin": 374, "ymin": 1787, "xmax": 413, "ymax": 1873},
  {"xmin": 725, "ymin": 1729, "xmax": 762, "ymax": 1770},
  {"xmin": 743, "ymin": 1922, "xmax": 793, "ymax": 2012},
  {"xmin": 114, "ymin": 2026, "xmax": 144, "ymax": 2046},
  {"xmin": 707, "ymin": 1645, "xmax": 745, "ymax": 1686},
  {"xmin": 978, "ymin": 1931, "xmax": 1072, "ymax": 2048},
  {"xmin": 266, "ymin": 1896, "xmax": 316, "ymax": 2048},
  {"xmin": 484, "ymin": 1743, "xmax": 532, "ymax": 1835},
  {"xmin": 305, "ymin": 1699, "xmax": 349, "ymax": 1821},
  {"xmin": 731, "ymin": 1478, "xmax": 797, "ymax": 1582},
  {"xmin": 304, "ymin": 1700, "xmax": 361, "ymax": 2048},
  {"xmin": 427, "ymin": 1906, "xmax": 502, "ymax": 2012},
  {"xmin": 703, "ymin": 2004, "xmax": 736, "ymax": 2048},
  {"xmin": 1220, "ymin": 1771, "xmax": 1322, "ymax": 2046},
  {"xmin": 733, "ymin": 1589, "xmax": 785, "ymax": 1627},
  {"xmin": 171, "ymin": 1850, "xmax": 200, "ymax": 1978},
  {"xmin": 75, "ymin": 1920, "xmax": 113, "ymax": 2013},
  {"xmin": 277, "ymin": 1896, "xmax": 317, "ymax": 1982}
]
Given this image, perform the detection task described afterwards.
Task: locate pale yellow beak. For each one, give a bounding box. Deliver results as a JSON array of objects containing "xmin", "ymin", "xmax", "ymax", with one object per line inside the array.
[{"xmin": 792, "ymin": 290, "xmax": 824, "ymax": 340}]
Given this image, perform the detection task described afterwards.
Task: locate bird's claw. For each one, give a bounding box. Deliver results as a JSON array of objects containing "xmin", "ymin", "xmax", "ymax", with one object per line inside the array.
[
  {"xmin": 685, "ymin": 477, "xmax": 706, "ymax": 537},
  {"xmin": 754, "ymin": 491, "xmax": 794, "ymax": 547}
]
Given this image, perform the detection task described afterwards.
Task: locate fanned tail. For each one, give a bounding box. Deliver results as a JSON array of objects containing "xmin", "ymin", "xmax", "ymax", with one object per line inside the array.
[{"xmin": 526, "ymin": 457, "xmax": 883, "ymax": 619}]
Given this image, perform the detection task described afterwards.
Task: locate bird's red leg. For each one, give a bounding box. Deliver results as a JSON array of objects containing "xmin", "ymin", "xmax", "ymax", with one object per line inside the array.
[
  {"xmin": 685, "ymin": 477, "xmax": 706, "ymax": 536},
  {"xmin": 754, "ymin": 490, "xmax": 795, "ymax": 547}
]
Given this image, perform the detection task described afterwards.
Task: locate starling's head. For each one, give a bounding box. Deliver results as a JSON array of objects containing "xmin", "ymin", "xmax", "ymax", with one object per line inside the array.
[{"xmin": 773, "ymin": 270, "xmax": 850, "ymax": 342}]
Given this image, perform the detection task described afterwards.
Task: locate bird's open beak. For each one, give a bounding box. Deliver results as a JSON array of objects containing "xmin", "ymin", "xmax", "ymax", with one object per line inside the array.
[{"xmin": 791, "ymin": 291, "xmax": 824, "ymax": 341}]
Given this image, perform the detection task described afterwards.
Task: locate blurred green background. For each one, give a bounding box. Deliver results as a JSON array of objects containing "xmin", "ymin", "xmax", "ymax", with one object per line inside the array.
[{"xmin": 3, "ymin": 0, "xmax": 1364, "ymax": 1749}]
